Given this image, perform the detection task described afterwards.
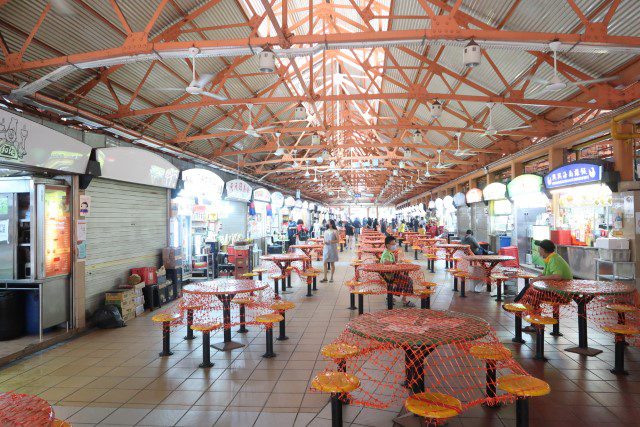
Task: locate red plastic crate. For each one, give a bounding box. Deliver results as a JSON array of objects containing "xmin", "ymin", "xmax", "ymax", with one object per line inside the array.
[
  {"xmin": 131, "ymin": 267, "xmax": 157, "ymax": 285},
  {"xmin": 550, "ymin": 230, "xmax": 572, "ymax": 246},
  {"xmin": 498, "ymin": 246, "xmax": 520, "ymax": 268}
]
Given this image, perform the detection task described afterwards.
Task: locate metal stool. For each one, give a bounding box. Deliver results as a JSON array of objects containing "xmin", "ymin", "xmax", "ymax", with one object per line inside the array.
[
  {"xmin": 497, "ymin": 374, "xmax": 550, "ymax": 427},
  {"xmin": 503, "ymin": 303, "xmax": 532, "ymax": 344},
  {"xmin": 603, "ymin": 324, "xmax": 640, "ymax": 375},
  {"xmin": 151, "ymin": 312, "xmax": 181, "ymax": 357},
  {"xmin": 311, "ymin": 371, "xmax": 360, "ymax": 427},
  {"xmin": 190, "ymin": 322, "xmax": 222, "ymax": 368},
  {"xmin": 233, "ymin": 297, "xmax": 253, "ymax": 333},
  {"xmin": 469, "ymin": 344, "xmax": 512, "ymax": 400},
  {"xmin": 255, "ymin": 313, "xmax": 284, "ymax": 358},
  {"xmin": 404, "ymin": 392, "xmax": 462, "ymax": 427},
  {"xmin": 524, "ymin": 314, "xmax": 557, "ymax": 361},
  {"xmin": 270, "ymin": 300, "xmax": 295, "ymax": 341}
]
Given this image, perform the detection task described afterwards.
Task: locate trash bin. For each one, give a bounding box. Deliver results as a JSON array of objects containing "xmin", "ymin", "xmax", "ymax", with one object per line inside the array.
[
  {"xmin": 499, "ymin": 236, "xmax": 512, "ymax": 249},
  {"xmin": 0, "ymin": 291, "xmax": 24, "ymax": 340},
  {"xmin": 25, "ymin": 291, "xmax": 41, "ymax": 335}
]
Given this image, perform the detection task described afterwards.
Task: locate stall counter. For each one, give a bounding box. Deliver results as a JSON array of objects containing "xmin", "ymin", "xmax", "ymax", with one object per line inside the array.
[{"xmin": 556, "ymin": 244, "xmax": 598, "ymax": 280}]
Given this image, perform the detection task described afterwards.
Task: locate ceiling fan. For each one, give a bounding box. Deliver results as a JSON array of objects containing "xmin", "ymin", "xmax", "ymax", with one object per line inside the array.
[
  {"xmin": 452, "ymin": 132, "xmax": 473, "ymax": 157},
  {"xmin": 210, "ymin": 104, "xmax": 275, "ymax": 138},
  {"xmin": 157, "ymin": 48, "xmax": 227, "ymax": 101},
  {"xmin": 434, "ymin": 149, "xmax": 454, "ymax": 169},
  {"xmin": 528, "ymin": 41, "xmax": 617, "ymax": 93},
  {"xmin": 472, "ymin": 103, "xmax": 531, "ymax": 136}
]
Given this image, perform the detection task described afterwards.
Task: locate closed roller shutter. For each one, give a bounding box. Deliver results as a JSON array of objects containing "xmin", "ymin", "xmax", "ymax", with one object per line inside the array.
[
  {"xmin": 457, "ymin": 206, "xmax": 471, "ymax": 234},
  {"xmin": 84, "ymin": 178, "xmax": 167, "ymax": 316},
  {"xmin": 472, "ymin": 203, "xmax": 489, "ymax": 243},
  {"xmin": 219, "ymin": 200, "xmax": 247, "ymax": 236}
]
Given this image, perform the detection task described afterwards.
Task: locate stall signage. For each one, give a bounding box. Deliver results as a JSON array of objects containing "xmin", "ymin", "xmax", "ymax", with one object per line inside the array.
[
  {"xmin": 225, "ymin": 179, "xmax": 252, "ymax": 202},
  {"xmin": 443, "ymin": 195, "xmax": 454, "ymax": 208},
  {"xmin": 97, "ymin": 147, "xmax": 179, "ymax": 188},
  {"xmin": 302, "ymin": 201, "xmax": 309, "ymax": 209},
  {"xmin": 507, "ymin": 174, "xmax": 543, "ymax": 198},
  {"xmin": 483, "ymin": 182, "xmax": 507, "ymax": 201},
  {"xmin": 271, "ymin": 191, "xmax": 284, "ymax": 208},
  {"xmin": 544, "ymin": 163, "xmax": 603, "ymax": 190},
  {"xmin": 0, "ymin": 109, "xmax": 91, "ymax": 173},
  {"xmin": 183, "ymin": 168, "xmax": 224, "ymax": 199},
  {"xmin": 465, "ymin": 188, "xmax": 483, "ymax": 204},
  {"xmin": 253, "ymin": 187, "xmax": 271, "ymax": 202},
  {"xmin": 453, "ymin": 192, "xmax": 467, "ymax": 207},
  {"xmin": 284, "ymin": 196, "xmax": 296, "ymax": 207}
]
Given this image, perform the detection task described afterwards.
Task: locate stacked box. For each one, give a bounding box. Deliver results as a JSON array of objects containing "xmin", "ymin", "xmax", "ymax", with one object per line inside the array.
[
  {"xmin": 133, "ymin": 282, "xmax": 145, "ymax": 317},
  {"xmin": 105, "ymin": 289, "xmax": 136, "ymax": 321}
]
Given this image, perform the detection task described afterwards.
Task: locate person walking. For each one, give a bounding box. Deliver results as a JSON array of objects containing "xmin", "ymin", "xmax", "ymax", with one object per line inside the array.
[
  {"xmin": 296, "ymin": 219, "xmax": 309, "ymax": 243},
  {"xmin": 321, "ymin": 219, "xmax": 340, "ymax": 283},
  {"xmin": 353, "ymin": 217, "xmax": 361, "ymax": 242},
  {"xmin": 344, "ymin": 220, "xmax": 355, "ymax": 250}
]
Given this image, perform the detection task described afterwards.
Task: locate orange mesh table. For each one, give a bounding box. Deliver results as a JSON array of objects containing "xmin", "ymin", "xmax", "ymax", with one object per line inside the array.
[
  {"xmin": 358, "ymin": 263, "xmax": 421, "ymax": 310},
  {"xmin": 348, "ymin": 309, "xmax": 491, "ymax": 395},
  {"xmin": 530, "ymin": 280, "xmax": 637, "ymax": 356},
  {"xmin": 462, "ymin": 255, "xmax": 515, "ymax": 292},
  {"xmin": 400, "ymin": 232, "xmax": 419, "ymax": 250},
  {"xmin": 358, "ymin": 247, "xmax": 387, "ymax": 261},
  {"xmin": 262, "ymin": 253, "xmax": 309, "ymax": 292},
  {"xmin": 0, "ymin": 392, "xmax": 54, "ymax": 426},
  {"xmin": 289, "ymin": 244, "xmax": 323, "ymax": 265},
  {"xmin": 183, "ymin": 279, "xmax": 268, "ymax": 351},
  {"xmin": 437, "ymin": 244, "xmax": 472, "ymax": 268}
]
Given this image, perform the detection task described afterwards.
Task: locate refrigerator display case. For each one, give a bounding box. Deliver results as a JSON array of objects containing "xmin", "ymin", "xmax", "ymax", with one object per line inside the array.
[{"xmin": 0, "ymin": 177, "xmax": 72, "ymax": 339}]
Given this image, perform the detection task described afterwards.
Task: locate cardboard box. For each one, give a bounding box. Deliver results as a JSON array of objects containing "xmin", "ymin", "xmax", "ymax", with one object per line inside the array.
[
  {"xmin": 135, "ymin": 305, "xmax": 145, "ymax": 317},
  {"xmin": 162, "ymin": 247, "xmax": 183, "ymax": 269},
  {"xmin": 595, "ymin": 238, "xmax": 629, "ymax": 250}
]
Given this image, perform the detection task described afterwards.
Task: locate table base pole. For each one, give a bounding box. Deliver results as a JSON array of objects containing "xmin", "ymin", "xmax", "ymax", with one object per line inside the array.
[
  {"xmin": 565, "ymin": 346, "xmax": 602, "ymax": 357},
  {"xmin": 348, "ymin": 293, "xmax": 357, "ymax": 310},
  {"xmin": 212, "ymin": 341, "xmax": 245, "ymax": 352}
]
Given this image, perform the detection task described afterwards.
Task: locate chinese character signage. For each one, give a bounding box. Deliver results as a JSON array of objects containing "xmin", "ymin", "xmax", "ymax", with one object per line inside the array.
[
  {"xmin": 544, "ymin": 162, "xmax": 603, "ymax": 190},
  {"xmin": 253, "ymin": 187, "xmax": 271, "ymax": 202},
  {"xmin": 225, "ymin": 179, "xmax": 252, "ymax": 202}
]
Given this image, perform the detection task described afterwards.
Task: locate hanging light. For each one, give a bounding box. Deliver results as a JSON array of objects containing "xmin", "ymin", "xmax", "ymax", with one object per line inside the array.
[
  {"xmin": 316, "ymin": 156, "xmax": 323, "ymax": 164},
  {"xmin": 399, "ymin": 160, "xmax": 405, "ymax": 168},
  {"xmin": 463, "ymin": 39, "xmax": 482, "ymax": 68},
  {"xmin": 412, "ymin": 130, "xmax": 422, "ymax": 144},
  {"xmin": 304, "ymin": 169, "xmax": 310, "ymax": 178},
  {"xmin": 313, "ymin": 169, "xmax": 318, "ymax": 183},
  {"xmin": 294, "ymin": 103, "xmax": 307, "ymax": 120},
  {"xmin": 258, "ymin": 47, "xmax": 276, "ymax": 73},
  {"xmin": 424, "ymin": 161, "xmax": 431, "ymax": 177},
  {"xmin": 430, "ymin": 100, "xmax": 442, "ymax": 119},
  {"xmin": 311, "ymin": 132, "xmax": 321, "ymax": 145},
  {"xmin": 404, "ymin": 149, "xmax": 412, "ymax": 159},
  {"xmin": 330, "ymin": 160, "xmax": 336, "ymax": 169},
  {"xmin": 292, "ymin": 160, "xmax": 299, "ymax": 168}
]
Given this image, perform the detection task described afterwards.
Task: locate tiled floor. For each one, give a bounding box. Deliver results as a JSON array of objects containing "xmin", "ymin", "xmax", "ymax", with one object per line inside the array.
[{"xmin": 1, "ymin": 245, "xmax": 639, "ymax": 426}]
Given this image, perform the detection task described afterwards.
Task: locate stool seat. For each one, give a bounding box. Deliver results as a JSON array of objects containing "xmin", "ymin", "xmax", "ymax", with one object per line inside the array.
[
  {"xmin": 603, "ymin": 324, "xmax": 640, "ymax": 335},
  {"xmin": 605, "ymin": 304, "xmax": 638, "ymax": 314},
  {"xmin": 191, "ymin": 322, "xmax": 222, "ymax": 332},
  {"xmin": 241, "ymin": 272, "xmax": 258, "ymax": 278},
  {"xmin": 453, "ymin": 271, "xmax": 469, "ymax": 278},
  {"xmin": 497, "ymin": 374, "xmax": 550, "ymax": 397},
  {"xmin": 321, "ymin": 343, "xmax": 359, "ymax": 359},
  {"xmin": 445, "ymin": 268, "xmax": 459, "ymax": 274},
  {"xmin": 346, "ymin": 280, "xmax": 363, "ymax": 288},
  {"xmin": 516, "ymin": 273, "xmax": 537, "ymax": 279},
  {"xmin": 152, "ymin": 312, "xmax": 181, "ymax": 323},
  {"xmin": 352, "ymin": 287, "xmax": 376, "ymax": 295},
  {"xmin": 233, "ymin": 297, "xmax": 253, "ymax": 305},
  {"xmin": 270, "ymin": 300, "xmax": 295, "ymax": 311},
  {"xmin": 350, "ymin": 262, "xmax": 362, "ymax": 267},
  {"xmin": 412, "ymin": 246, "xmax": 421, "ymax": 250},
  {"xmin": 420, "ymin": 281, "xmax": 438, "ymax": 288},
  {"xmin": 415, "ymin": 289, "xmax": 435, "ymax": 296},
  {"xmin": 179, "ymin": 302, "xmax": 204, "ymax": 311},
  {"xmin": 307, "ymin": 267, "xmax": 322, "ymax": 273},
  {"xmin": 252, "ymin": 268, "xmax": 268, "ymax": 273},
  {"xmin": 491, "ymin": 274, "xmax": 509, "ymax": 280},
  {"xmin": 52, "ymin": 420, "xmax": 72, "ymax": 427},
  {"xmin": 311, "ymin": 371, "xmax": 360, "ymax": 393},
  {"xmin": 300, "ymin": 271, "xmax": 318, "ymax": 278},
  {"xmin": 524, "ymin": 314, "xmax": 557, "ymax": 326},
  {"xmin": 426, "ymin": 254, "xmax": 437, "ymax": 260},
  {"xmin": 503, "ymin": 303, "xmax": 532, "ymax": 313},
  {"xmin": 469, "ymin": 344, "xmax": 511, "ymax": 361},
  {"xmin": 405, "ymin": 392, "xmax": 462, "ymax": 419},
  {"xmin": 256, "ymin": 313, "xmax": 284, "ymax": 324},
  {"xmin": 285, "ymin": 266, "xmax": 294, "ymax": 271},
  {"xmin": 270, "ymin": 274, "xmax": 286, "ymax": 280}
]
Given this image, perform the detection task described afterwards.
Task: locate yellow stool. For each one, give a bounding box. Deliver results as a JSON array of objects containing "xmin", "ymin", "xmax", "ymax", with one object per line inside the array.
[
  {"xmin": 179, "ymin": 302, "xmax": 203, "ymax": 341},
  {"xmin": 311, "ymin": 371, "xmax": 360, "ymax": 427},
  {"xmin": 415, "ymin": 284, "xmax": 436, "ymax": 310},
  {"xmin": 252, "ymin": 267, "xmax": 268, "ymax": 280},
  {"xmin": 151, "ymin": 312, "xmax": 181, "ymax": 357},
  {"xmin": 524, "ymin": 314, "xmax": 557, "ymax": 361},
  {"xmin": 351, "ymin": 285, "xmax": 375, "ymax": 315},
  {"xmin": 256, "ymin": 313, "xmax": 284, "ymax": 358},
  {"xmin": 270, "ymin": 300, "xmax": 295, "ymax": 341},
  {"xmin": 469, "ymin": 344, "xmax": 512, "ymax": 399},
  {"xmin": 497, "ymin": 374, "xmax": 550, "ymax": 427},
  {"xmin": 270, "ymin": 274, "xmax": 286, "ymax": 298},
  {"xmin": 191, "ymin": 322, "xmax": 222, "ymax": 368},
  {"xmin": 453, "ymin": 271, "xmax": 469, "ymax": 297},
  {"xmin": 603, "ymin": 324, "xmax": 640, "ymax": 375},
  {"xmin": 52, "ymin": 420, "xmax": 72, "ymax": 427},
  {"xmin": 491, "ymin": 273, "xmax": 509, "ymax": 302},
  {"xmin": 605, "ymin": 304, "xmax": 638, "ymax": 325},
  {"xmin": 300, "ymin": 270, "xmax": 319, "ymax": 297},
  {"xmin": 503, "ymin": 303, "xmax": 533, "ymax": 344},
  {"xmin": 233, "ymin": 297, "xmax": 254, "ymax": 334},
  {"xmin": 405, "ymin": 392, "xmax": 462, "ymax": 425},
  {"xmin": 321, "ymin": 343, "xmax": 359, "ymax": 372}
]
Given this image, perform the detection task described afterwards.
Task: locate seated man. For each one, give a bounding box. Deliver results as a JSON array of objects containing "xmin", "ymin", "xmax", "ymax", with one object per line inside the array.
[
  {"xmin": 460, "ymin": 229, "xmax": 485, "ymax": 255},
  {"xmin": 514, "ymin": 239, "xmax": 572, "ymax": 302},
  {"xmin": 380, "ymin": 236, "xmax": 415, "ymax": 307}
]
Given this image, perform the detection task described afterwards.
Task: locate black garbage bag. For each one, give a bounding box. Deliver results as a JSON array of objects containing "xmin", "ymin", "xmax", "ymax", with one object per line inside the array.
[{"xmin": 93, "ymin": 304, "xmax": 126, "ymax": 328}]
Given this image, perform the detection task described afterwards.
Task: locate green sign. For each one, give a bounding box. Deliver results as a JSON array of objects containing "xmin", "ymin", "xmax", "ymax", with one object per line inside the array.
[{"xmin": 0, "ymin": 196, "xmax": 8, "ymax": 215}]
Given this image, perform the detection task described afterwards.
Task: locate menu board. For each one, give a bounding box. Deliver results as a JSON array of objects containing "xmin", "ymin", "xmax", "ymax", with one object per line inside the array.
[{"xmin": 44, "ymin": 186, "xmax": 71, "ymax": 277}]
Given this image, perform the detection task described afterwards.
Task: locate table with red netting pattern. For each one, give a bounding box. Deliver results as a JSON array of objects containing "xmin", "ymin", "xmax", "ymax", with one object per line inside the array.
[
  {"xmin": 261, "ymin": 253, "xmax": 309, "ymax": 291},
  {"xmin": 289, "ymin": 244, "xmax": 323, "ymax": 264},
  {"xmin": 0, "ymin": 392, "xmax": 54, "ymax": 426},
  {"xmin": 527, "ymin": 279, "xmax": 639, "ymax": 356},
  {"xmin": 357, "ymin": 247, "xmax": 386, "ymax": 261},
  {"xmin": 462, "ymin": 254, "xmax": 515, "ymax": 292},
  {"xmin": 357, "ymin": 263, "xmax": 422, "ymax": 309},
  {"xmin": 183, "ymin": 279, "xmax": 269, "ymax": 351},
  {"xmin": 326, "ymin": 308, "xmax": 529, "ymax": 414}
]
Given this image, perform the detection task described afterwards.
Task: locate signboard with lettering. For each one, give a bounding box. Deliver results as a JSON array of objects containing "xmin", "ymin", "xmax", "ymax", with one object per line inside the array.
[
  {"xmin": 483, "ymin": 182, "xmax": 507, "ymax": 201},
  {"xmin": 507, "ymin": 174, "xmax": 543, "ymax": 198},
  {"xmin": 284, "ymin": 196, "xmax": 296, "ymax": 207},
  {"xmin": 271, "ymin": 192, "xmax": 284, "ymax": 208},
  {"xmin": 182, "ymin": 168, "xmax": 224, "ymax": 200},
  {"xmin": 544, "ymin": 162, "xmax": 603, "ymax": 190},
  {"xmin": 253, "ymin": 187, "xmax": 271, "ymax": 202},
  {"xmin": 465, "ymin": 188, "xmax": 483, "ymax": 204},
  {"xmin": 453, "ymin": 192, "xmax": 467, "ymax": 208},
  {"xmin": 225, "ymin": 179, "xmax": 252, "ymax": 202}
]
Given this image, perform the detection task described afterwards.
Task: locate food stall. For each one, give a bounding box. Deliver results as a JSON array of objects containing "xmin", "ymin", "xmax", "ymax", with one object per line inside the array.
[
  {"xmin": 249, "ymin": 187, "xmax": 271, "ymax": 240},
  {"xmin": 453, "ymin": 192, "xmax": 469, "ymax": 236},
  {"xmin": 482, "ymin": 182, "xmax": 514, "ymax": 251},
  {"xmin": 506, "ymin": 174, "xmax": 550, "ymax": 266},
  {"xmin": 464, "ymin": 188, "xmax": 488, "ymax": 242},
  {"xmin": 442, "ymin": 195, "xmax": 457, "ymax": 234},
  {"xmin": 543, "ymin": 160, "xmax": 619, "ymax": 278}
]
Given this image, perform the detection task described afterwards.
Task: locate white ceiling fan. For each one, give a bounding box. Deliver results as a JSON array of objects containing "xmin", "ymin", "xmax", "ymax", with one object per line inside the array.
[
  {"xmin": 452, "ymin": 132, "xmax": 473, "ymax": 157},
  {"xmin": 157, "ymin": 47, "xmax": 227, "ymax": 101},
  {"xmin": 434, "ymin": 149, "xmax": 454, "ymax": 169},
  {"xmin": 528, "ymin": 41, "xmax": 617, "ymax": 94},
  {"xmin": 210, "ymin": 103, "xmax": 275, "ymax": 138},
  {"xmin": 473, "ymin": 102, "xmax": 531, "ymax": 136}
]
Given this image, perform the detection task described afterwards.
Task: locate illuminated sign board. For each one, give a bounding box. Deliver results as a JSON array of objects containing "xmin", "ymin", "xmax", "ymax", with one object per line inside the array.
[
  {"xmin": 97, "ymin": 147, "xmax": 179, "ymax": 188},
  {"xmin": 544, "ymin": 162, "xmax": 603, "ymax": 190},
  {"xmin": 482, "ymin": 182, "xmax": 507, "ymax": 201},
  {"xmin": 465, "ymin": 188, "xmax": 483, "ymax": 204},
  {"xmin": 453, "ymin": 192, "xmax": 467, "ymax": 207},
  {"xmin": 507, "ymin": 174, "xmax": 543, "ymax": 198},
  {"xmin": 253, "ymin": 187, "xmax": 271, "ymax": 202},
  {"xmin": 225, "ymin": 179, "xmax": 252, "ymax": 202}
]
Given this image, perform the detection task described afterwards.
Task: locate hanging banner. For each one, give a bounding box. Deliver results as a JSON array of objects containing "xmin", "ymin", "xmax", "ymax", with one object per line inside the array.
[
  {"xmin": 96, "ymin": 147, "xmax": 179, "ymax": 188},
  {"xmin": 253, "ymin": 187, "xmax": 271, "ymax": 202},
  {"xmin": 507, "ymin": 174, "xmax": 543, "ymax": 198},
  {"xmin": 0, "ymin": 109, "xmax": 91, "ymax": 173},
  {"xmin": 453, "ymin": 192, "xmax": 467, "ymax": 208},
  {"xmin": 285, "ymin": 196, "xmax": 296, "ymax": 207},
  {"xmin": 466, "ymin": 188, "xmax": 483, "ymax": 204},
  {"xmin": 225, "ymin": 178, "xmax": 252, "ymax": 202},
  {"xmin": 183, "ymin": 168, "xmax": 224, "ymax": 200},
  {"xmin": 483, "ymin": 182, "xmax": 507, "ymax": 201},
  {"xmin": 544, "ymin": 162, "xmax": 603, "ymax": 190},
  {"xmin": 271, "ymin": 191, "xmax": 284, "ymax": 208}
]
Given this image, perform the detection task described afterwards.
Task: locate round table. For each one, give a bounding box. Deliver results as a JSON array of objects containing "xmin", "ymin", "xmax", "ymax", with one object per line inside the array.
[
  {"xmin": 289, "ymin": 244, "xmax": 323, "ymax": 263},
  {"xmin": 462, "ymin": 255, "xmax": 515, "ymax": 292},
  {"xmin": 532, "ymin": 279, "xmax": 636, "ymax": 356},
  {"xmin": 358, "ymin": 247, "xmax": 386, "ymax": 261},
  {"xmin": 436, "ymin": 243, "xmax": 472, "ymax": 269},
  {"xmin": 262, "ymin": 253, "xmax": 309, "ymax": 293},
  {"xmin": 358, "ymin": 263, "xmax": 421, "ymax": 309},
  {"xmin": 359, "ymin": 240, "xmax": 385, "ymax": 248},
  {"xmin": 400, "ymin": 232, "xmax": 419, "ymax": 250},
  {"xmin": 183, "ymin": 279, "xmax": 268, "ymax": 351},
  {"xmin": 0, "ymin": 392, "xmax": 54, "ymax": 426},
  {"xmin": 348, "ymin": 309, "xmax": 491, "ymax": 394}
]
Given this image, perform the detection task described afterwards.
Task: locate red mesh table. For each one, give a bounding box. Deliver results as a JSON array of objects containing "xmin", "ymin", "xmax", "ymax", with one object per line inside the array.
[
  {"xmin": 358, "ymin": 263, "xmax": 421, "ymax": 309},
  {"xmin": 359, "ymin": 239, "xmax": 385, "ymax": 248},
  {"xmin": 399, "ymin": 232, "xmax": 419, "ymax": 251},
  {"xmin": 262, "ymin": 253, "xmax": 309, "ymax": 292},
  {"xmin": 289, "ymin": 244, "xmax": 323, "ymax": 264},
  {"xmin": 183, "ymin": 279, "xmax": 268, "ymax": 351},
  {"xmin": 530, "ymin": 279, "xmax": 637, "ymax": 356},
  {"xmin": 0, "ymin": 392, "xmax": 54, "ymax": 426},
  {"xmin": 358, "ymin": 247, "xmax": 386, "ymax": 261},
  {"xmin": 462, "ymin": 254, "xmax": 515, "ymax": 292},
  {"xmin": 437, "ymin": 243, "xmax": 472, "ymax": 269}
]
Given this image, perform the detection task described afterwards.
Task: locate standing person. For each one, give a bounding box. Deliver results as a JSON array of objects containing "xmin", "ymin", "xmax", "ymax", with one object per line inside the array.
[
  {"xmin": 344, "ymin": 220, "xmax": 354, "ymax": 250},
  {"xmin": 321, "ymin": 219, "xmax": 340, "ymax": 283},
  {"xmin": 296, "ymin": 219, "xmax": 309, "ymax": 243},
  {"xmin": 381, "ymin": 219, "xmax": 387, "ymax": 235},
  {"xmin": 313, "ymin": 218, "xmax": 321, "ymax": 238},
  {"xmin": 287, "ymin": 219, "xmax": 297, "ymax": 249},
  {"xmin": 398, "ymin": 220, "xmax": 406, "ymax": 233},
  {"xmin": 380, "ymin": 236, "xmax": 415, "ymax": 307},
  {"xmin": 373, "ymin": 218, "xmax": 379, "ymax": 231},
  {"xmin": 353, "ymin": 217, "xmax": 362, "ymax": 241}
]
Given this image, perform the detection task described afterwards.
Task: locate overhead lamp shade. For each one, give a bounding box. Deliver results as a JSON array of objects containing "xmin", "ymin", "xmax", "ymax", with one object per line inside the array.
[
  {"xmin": 294, "ymin": 103, "xmax": 306, "ymax": 120},
  {"xmin": 258, "ymin": 48, "xmax": 276, "ymax": 73},
  {"xmin": 392, "ymin": 169, "xmax": 398, "ymax": 176},
  {"xmin": 431, "ymin": 100, "xmax": 442, "ymax": 118},
  {"xmin": 311, "ymin": 133, "xmax": 320, "ymax": 145},
  {"xmin": 412, "ymin": 131, "xmax": 421, "ymax": 144},
  {"xmin": 274, "ymin": 147, "xmax": 284, "ymax": 156},
  {"xmin": 372, "ymin": 158, "xmax": 379, "ymax": 167},
  {"xmin": 292, "ymin": 161, "xmax": 299, "ymax": 168},
  {"xmin": 330, "ymin": 160, "xmax": 336, "ymax": 169},
  {"xmin": 316, "ymin": 156, "xmax": 323, "ymax": 163},
  {"xmin": 399, "ymin": 161, "xmax": 405, "ymax": 168},
  {"xmin": 463, "ymin": 40, "xmax": 482, "ymax": 68},
  {"xmin": 404, "ymin": 149, "xmax": 412, "ymax": 158},
  {"xmin": 304, "ymin": 170, "xmax": 310, "ymax": 178}
]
